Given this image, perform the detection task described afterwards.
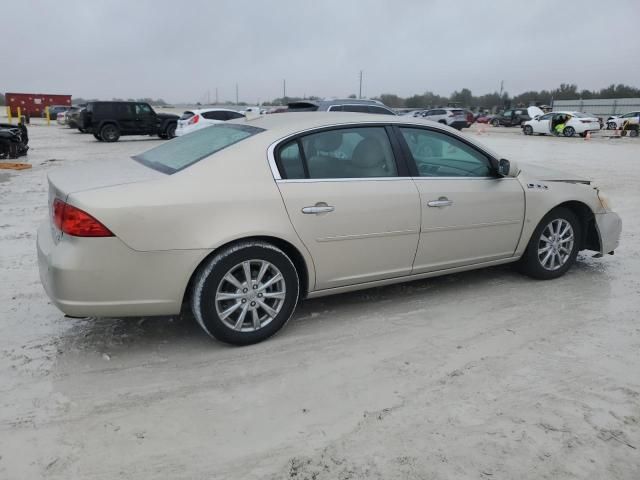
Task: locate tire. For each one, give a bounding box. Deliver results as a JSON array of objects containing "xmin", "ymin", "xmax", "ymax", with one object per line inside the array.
[
  {"xmin": 100, "ymin": 124, "xmax": 120, "ymax": 142},
  {"xmin": 191, "ymin": 241, "xmax": 300, "ymax": 345},
  {"xmin": 579, "ymin": 132, "xmax": 586, "ymax": 138},
  {"xmin": 607, "ymin": 122, "xmax": 617, "ymax": 130},
  {"xmin": 164, "ymin": 123, "xmax": 176, "ymax": 139},
  {"xmin": 563, "ymin": 126, "xmax": 575, "ymax": 137},
  {"xmin": 93, "ymin": 133, "xmax": 103, "ymax": 141},
  {"xmin": 78, "ymin": 128, "xmax": 86, "ymax": 133},
  {"xmin": 518, "ymin": 207, "xmax": 582, "ymax": 280},
  {"xmin": 523, "ymin": 125, "xmax": 533, "ymax": 135},
  {"xmin": 630, "ymin": 129, "xmax": 638, "ymax": 138},
  {"xmin": 491, "ymin": 119, "xmax": 500, "ymax": 127}
]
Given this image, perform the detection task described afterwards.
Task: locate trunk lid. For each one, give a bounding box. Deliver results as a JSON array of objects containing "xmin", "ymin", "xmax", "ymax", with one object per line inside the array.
[{"xmin": 47, "ymin": 157, "xmax": 164, "ymax": 199}]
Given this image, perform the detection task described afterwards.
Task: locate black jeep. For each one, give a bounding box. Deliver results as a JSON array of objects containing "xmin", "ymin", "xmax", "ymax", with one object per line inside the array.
[{"xmin": 79, "ymin": 101, "xmax": 179, "ymax": 142}]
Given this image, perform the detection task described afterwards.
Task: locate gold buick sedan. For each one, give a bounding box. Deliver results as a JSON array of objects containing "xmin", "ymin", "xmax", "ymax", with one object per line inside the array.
[{"xmin": 37, "ymin": 113, "xmax": 622, "ymax": 345}]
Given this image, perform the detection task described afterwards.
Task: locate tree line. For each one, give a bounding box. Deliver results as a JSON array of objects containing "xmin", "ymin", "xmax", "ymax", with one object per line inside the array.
[{"xmin": 376, "ymin": 83, "xmax": 640, "ymax": 110}]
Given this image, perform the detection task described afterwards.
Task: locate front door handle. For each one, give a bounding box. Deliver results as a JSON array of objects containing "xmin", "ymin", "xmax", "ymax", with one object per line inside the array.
[
  {"xmin": 302, "ymin": 202, "xmax": 335, "ymax": 214},
  {"xmin": 427, "ymin": 197, "xmax": 453, "ymax": 208}
]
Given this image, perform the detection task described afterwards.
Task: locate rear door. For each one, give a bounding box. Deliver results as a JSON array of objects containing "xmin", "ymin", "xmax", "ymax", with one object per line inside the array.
[
  {"xmin": 274, "ymin": 126, "xmax": 421, "ymax": 290},
  {"xmin": 395, "ymin": 126, "xmax": 524, "ymax": 272}
]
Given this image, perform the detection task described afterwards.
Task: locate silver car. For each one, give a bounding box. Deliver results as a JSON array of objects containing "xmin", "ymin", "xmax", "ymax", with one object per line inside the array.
[{"xmin": 38, "ymin": 113, "xmax": 622, "ymax": 345}]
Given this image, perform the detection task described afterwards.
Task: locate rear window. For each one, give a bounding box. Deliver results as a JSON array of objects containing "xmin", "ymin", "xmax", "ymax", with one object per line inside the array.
[
  {"xmin": 451, "ymin": 109, "xmax": 465, "ymax": 115},
  {"xmin": 133, "ymin": 124, "xmax": 264, "ymax": 174}
]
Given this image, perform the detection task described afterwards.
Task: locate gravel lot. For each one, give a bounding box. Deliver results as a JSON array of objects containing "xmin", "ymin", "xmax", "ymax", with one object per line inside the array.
[{"xmin": 1, "ymin": 120, "xmax": 639, "ymax": 479}]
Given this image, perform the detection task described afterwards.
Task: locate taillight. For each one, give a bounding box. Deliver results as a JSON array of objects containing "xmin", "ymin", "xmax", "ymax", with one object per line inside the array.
[
  {"xmin": 52, "ymin": 198, "xmax": 114, "ymax": 237},
  {"xmin": 188, "ymin": 114, "xmax": 200, "ymax": 125}
]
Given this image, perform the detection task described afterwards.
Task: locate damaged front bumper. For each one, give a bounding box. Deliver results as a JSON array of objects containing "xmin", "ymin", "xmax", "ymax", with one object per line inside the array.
[{"xmin": 595, "ymin": 211, "xmax": 622, "ymax": 255}]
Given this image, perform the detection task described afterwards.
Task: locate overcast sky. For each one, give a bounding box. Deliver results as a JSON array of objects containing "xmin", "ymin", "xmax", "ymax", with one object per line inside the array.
[{"xmin": 3, "ymin": 0, "xmax": 639, "ymax": 103}]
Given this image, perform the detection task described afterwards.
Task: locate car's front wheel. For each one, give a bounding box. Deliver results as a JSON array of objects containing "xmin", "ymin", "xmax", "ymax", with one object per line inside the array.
[
  {"xmin": 607, "ymin": 122, "xmax": 617, "ymax": 130},
  {"xmin": 563, "ymin": 126, "xmax": 576, "ymax": 137},
  {"xmin": 491, "ymin": 119, "xmax": 500, "ymax": 127},
  {"xmin": 523, "ymin": 125, "xmax": 533, "ymax": 135},
  {"xmin": 191, "ymin": 242, "xmax": 300, "ymax": 345},
  {"xmin": 93, "ymin": 133, "xmax": 103, "ymax": 141},
  {"xmin": 165, "ymin": 123, "xmax": 176, "ymax": 139},
  {"xmin": 518, "ymin": 207, "xmax": 581, "ymax": 280}
]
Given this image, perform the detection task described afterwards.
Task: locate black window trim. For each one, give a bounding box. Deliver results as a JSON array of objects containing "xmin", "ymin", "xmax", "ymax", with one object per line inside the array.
[
  {"xmin": 273, "ymin": 123, "xmax": 411, "ymax": 180},
  {"xmin": 390, "ymin": 124, "xmax": 500, "ymax": 178}
]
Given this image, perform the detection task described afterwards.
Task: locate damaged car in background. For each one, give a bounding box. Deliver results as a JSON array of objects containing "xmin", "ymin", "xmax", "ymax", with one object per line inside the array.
[
  {"xmin": 0, "ymin": 122, "xmax": 29, "ymax": 159},
  {"xmin": 37, "ymin": 113, "xmax": 622, "ymax": 345}
]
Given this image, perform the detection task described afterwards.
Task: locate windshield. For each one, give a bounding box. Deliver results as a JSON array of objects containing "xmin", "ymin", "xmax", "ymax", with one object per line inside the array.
[{"xmin": 132, "ymin": 124, "xmax": 264, "ymax": 174}]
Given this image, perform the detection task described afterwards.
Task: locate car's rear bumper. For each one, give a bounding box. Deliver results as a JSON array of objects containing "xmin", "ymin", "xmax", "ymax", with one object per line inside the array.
[
  {"xmin": 595, "ymin": 211, "xmax": 622, "ymax": 254},
  {"xmin": 37, "ymin": 222, "xmax": 209, "ymax": 318}
]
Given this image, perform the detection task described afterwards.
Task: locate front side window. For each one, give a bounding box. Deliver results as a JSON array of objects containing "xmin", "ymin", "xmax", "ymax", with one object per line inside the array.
[
  {"xmin": 136, "ymin": 103, "xmax": 152, "ymax": 115},
  {"xmin": 133, "ymin": 124, "xmax": 263, "ymax": 174},
  {"xmin": 277, "ymin": 127, "xmax": 398, "ymax": 179},
  {"xmin": 340, "ymin": 105, "xmax": 369, "ymax": 113},
  {"xmin": 539, "ymin": 113, "xmax": 554, "ymax": 120},
  {"xmin": 400, "ymin": 127, "xmax": 492, "ymax": 177},
  {"xmin": 368, "ymin": 106, "xmax": 395, "ymax": 115}
]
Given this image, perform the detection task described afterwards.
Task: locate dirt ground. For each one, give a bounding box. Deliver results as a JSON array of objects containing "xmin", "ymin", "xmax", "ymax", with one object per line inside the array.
[{"xmin": 1, "ymin": 119, "xmax": 639, "ymax": 480}]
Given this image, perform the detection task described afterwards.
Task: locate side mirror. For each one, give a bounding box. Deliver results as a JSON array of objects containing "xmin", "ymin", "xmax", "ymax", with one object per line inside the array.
[{"xmin": 497, "ymin": 158, "xmax": 518, "ymax": 177}]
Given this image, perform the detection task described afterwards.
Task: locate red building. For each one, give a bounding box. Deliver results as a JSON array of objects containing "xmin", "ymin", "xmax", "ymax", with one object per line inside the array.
[{"xmin": 5, "ymin": 92, "xmax": 72, "ymax": 117}]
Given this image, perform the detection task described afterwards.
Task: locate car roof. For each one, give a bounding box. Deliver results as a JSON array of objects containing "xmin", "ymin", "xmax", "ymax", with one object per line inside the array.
[
  {"xmin": 184, "ymin": 108, "xmax": 241, "ymax": 114},
  {"xmin": 228, "ymin": 112, "xmax": 502, "ymax": 157}
]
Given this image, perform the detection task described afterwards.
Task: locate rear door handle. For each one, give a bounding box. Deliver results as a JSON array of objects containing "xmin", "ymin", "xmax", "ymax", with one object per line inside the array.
[
  {"xmin": 427, "ymin": 197, "xmax": 453, "ymax": 208},
  {"xmin": 302, "ymin": 203, "xmax": 335, "ymax": 214}
]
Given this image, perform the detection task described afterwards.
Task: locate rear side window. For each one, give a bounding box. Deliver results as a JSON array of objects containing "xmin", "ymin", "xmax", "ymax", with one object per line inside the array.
[
  {"xmin": 277, "ymin": 127, "xmax": 397, "ymax": 179},
  {"xmin": 180, "ymin": 111, "xmax": 195, "ymax": 120},
  {"xmin": 226, "ymin": 111, "xmax": 245, "ymax": 120},
  {"xmin": 133, "ymin": 124, "xmax": 264, "ymax": 174},
  {"xmin": 202, "ymin": 111, "xmax": 229, "ymax": 121}
]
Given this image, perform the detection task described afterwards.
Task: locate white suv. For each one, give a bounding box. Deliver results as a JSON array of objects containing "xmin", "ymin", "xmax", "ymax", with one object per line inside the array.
[{"xmin": 421, "ymin": 108, "xmax": 467, "ymax": 130}]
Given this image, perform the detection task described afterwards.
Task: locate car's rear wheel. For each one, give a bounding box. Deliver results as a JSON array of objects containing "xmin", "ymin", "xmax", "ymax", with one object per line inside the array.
[
  {"xmin": 518, "ymin": 207, "xmax": 581, "ymax": 280},
  {"xmin": 523, "ymin": 125, "xmax": 533, "ymax": 135},
  {"xmin": 491, "ymin": 118, "xmax": 500, "ymax": 127},
  {"xmin": 191, "ymin": 242, "xmax": 299, "ymax": 345},
  {"xmin": 100, "ymin": 124, "xmax": 120, "ymax": 142},
  {"xmin": 563, "ymin": 126, "xmax": 575, "ymax": 137}
]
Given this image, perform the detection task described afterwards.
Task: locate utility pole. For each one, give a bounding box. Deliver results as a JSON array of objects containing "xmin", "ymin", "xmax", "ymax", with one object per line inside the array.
[
  {"xmin": 235, "ymin": 83, "xmax": 239, "ymax": 105},
  {"xmin": 499, "ymin": 80, "xmax": 504, "ymax": 98},
  {"xmin": 359, "ymin": 70, "xmax": 363, "ymax": 99},
  {"xmin": 207, "ymin": 90, "xmax": 210, "ymax": 105},
  {"xmin": 215, "ymin": 87, "xmax": 218, "ymax": 105},
  {"xmin": 283, "ymin": 79, "xmax": 286, "ymax": 101}
]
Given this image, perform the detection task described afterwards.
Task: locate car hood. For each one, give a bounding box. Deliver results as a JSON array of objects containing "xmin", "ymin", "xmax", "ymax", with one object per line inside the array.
[
  {"xmin": 527, "ymin": 106, "xmax": 544, "ymax": 118},
  {"xmin": 157, "ymin": 112, "xmax": 179, "ymax": 120},
  {"xmin": 519, "ymin": 162, "xmax": 591, "ymax": 185}
]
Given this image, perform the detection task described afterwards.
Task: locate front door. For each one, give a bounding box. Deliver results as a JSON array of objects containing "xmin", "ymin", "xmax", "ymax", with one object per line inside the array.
[
  {"xmin": 396, "ymin": 126, "xmax": 525, "ymax": 273},
  {"xmin": 274, "ymin": 126, "xmax": 421, "ymax": 290},
  {"xmin": 533, "ymin": 113, "xmax": 553, "ymax": 134},
  {"xmin": 135, "ymin": 103, "xmax": 157, "ymax": 134}
]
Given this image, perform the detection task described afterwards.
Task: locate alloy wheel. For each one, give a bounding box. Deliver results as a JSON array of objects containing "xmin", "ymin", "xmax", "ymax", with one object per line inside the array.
[
  {"xmin": 215, "ymin": 259, "xmax": 286, "ymax": 332},
  {"xmin": 537, "ymin": 219, "xmax": 574, "ymax": 271}
]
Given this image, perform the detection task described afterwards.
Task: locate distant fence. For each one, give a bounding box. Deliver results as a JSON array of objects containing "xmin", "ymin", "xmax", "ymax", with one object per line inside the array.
[{"xmin": 552, "ymin": 98, "xmax": 640, "ymax": 116}]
